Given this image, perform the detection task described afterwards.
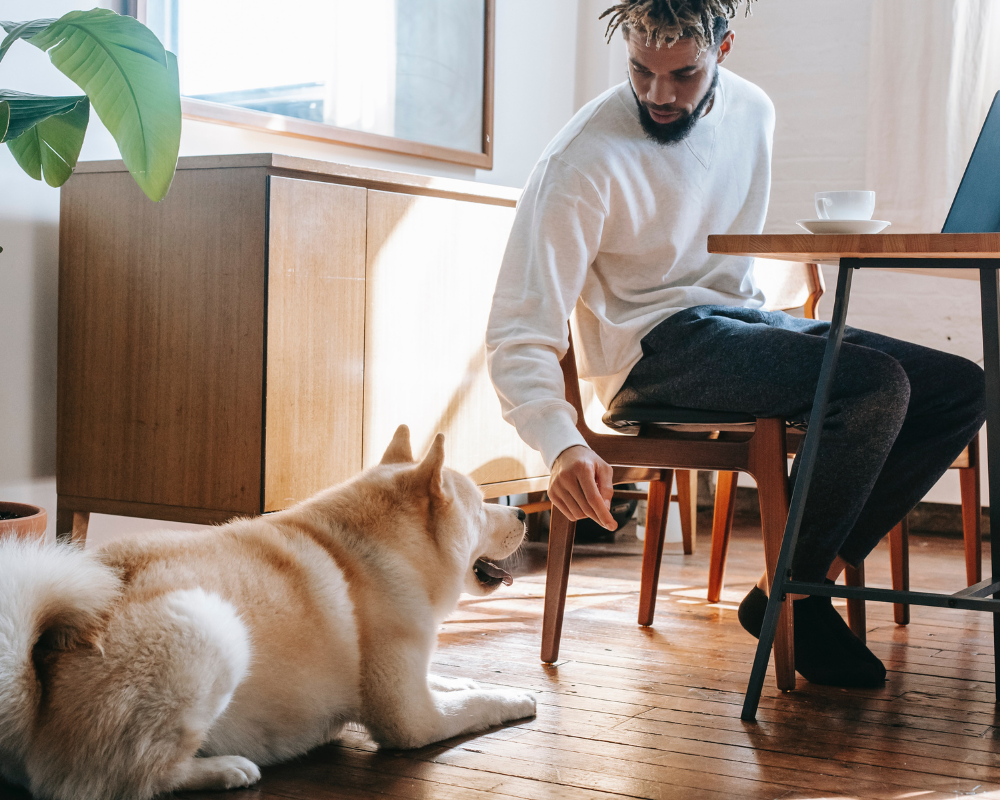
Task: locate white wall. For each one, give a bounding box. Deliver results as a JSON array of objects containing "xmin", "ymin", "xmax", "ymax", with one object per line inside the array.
[
  {"xmin": 480, "ymin": 0, "xmax": 581, "ymax": 188},
  {"xmin": 724, "ymin": 1, "xmax": 872, "ymax": 231},
  {"xmin": 573, "ymin": 0, "xmax": 628, "ymax": 113},
  {"xmin": 1, "ymin": 2, "xmax": 105, "ymax": 495}
]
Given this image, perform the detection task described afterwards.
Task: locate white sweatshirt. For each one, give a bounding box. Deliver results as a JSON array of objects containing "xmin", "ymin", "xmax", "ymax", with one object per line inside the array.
[{"xmin": 485, "ymin": 68, "xmax": 775, "ymax": 468}]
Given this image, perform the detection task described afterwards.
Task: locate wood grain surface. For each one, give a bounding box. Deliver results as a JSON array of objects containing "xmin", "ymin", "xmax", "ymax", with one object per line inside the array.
[
  {"xmin": 362, "ymin": 190, "xmax": 547, "ymax": 484},
  {"xmin": 263, "ymin": 177, "xmax": 367, "ymax": 511},
  {"xmin": 72, "ymin": 154, "xmax": 520, "ymax": 207},
  {"xmin": 709, "ymin": 232, "xmax": 1000, "ymax": 261},
  {"xmin": 180, "ymin": 99, "xmax": 493, "ymax": 170},
  {"xmin": 58, "ymin": 167, "xmax": 268, "ymax": 514}
]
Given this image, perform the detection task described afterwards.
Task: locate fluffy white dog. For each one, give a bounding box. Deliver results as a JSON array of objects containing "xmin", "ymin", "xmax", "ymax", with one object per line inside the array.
[{"xmin": 0, "ymin": 426, "xmax": 535, "ymax": 800}]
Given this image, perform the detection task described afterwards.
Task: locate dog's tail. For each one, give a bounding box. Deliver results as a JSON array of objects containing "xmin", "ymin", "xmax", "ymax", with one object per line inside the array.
[{"xmin": 0, "ymin": 536, "xmax": 122, "ymax": 758}]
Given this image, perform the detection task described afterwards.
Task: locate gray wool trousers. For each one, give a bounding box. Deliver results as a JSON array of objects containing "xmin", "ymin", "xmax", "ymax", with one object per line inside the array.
[{"xmin": 607, "ymin": 305, "xmax": 987, "ymax": 581}]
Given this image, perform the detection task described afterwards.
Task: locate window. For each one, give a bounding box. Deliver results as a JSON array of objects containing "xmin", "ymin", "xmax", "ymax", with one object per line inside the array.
[{"xmin": 132, "ymin": 0, "xmax": 495, "ymax": 168}]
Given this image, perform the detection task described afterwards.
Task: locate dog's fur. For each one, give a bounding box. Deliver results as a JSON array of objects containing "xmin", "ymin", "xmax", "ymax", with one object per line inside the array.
[{"xmin": 0, "ymin": 426, "xmax": 535, "ymax": 800}]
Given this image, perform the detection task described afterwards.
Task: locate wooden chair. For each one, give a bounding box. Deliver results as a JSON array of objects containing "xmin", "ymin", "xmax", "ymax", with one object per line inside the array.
[
  {"xmin": 706, "ymin": 264, "xmax": 983, "ymax": 637},
  {"xmin": 541, "ymin": 288, "xmax": 803, "ymax": 691}
]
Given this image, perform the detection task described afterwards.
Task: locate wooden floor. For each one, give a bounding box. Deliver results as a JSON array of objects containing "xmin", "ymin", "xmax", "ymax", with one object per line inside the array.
[{"xmin": 3, "ymin": 514, "xmax": 1000, "ymax": 800}]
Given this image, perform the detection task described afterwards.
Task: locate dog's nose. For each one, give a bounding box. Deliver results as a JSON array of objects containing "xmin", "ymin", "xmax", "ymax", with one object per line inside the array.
[{"xmin": 515, "ymin": 508, "xmax": 526, "ymax": 522}]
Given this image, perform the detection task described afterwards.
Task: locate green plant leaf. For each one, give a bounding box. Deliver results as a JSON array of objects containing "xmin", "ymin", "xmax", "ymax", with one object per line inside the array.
[
  {"xmin": 0, "ymin": 90, "xmax": 86, "ymax": 142},
  {"xmin": 7, "ymin": 96, "xmax": 89, "ymax": 187},
  {"xmin": 0, "ymin": 19, "xmax": 56, "ymax": 64},
  {"xmin": 26, "ymin": 9, "xmax": 181, "ymax": 202},
  {"xmin": 0, "ymin": 101, "xmax": 9, "ymax": 142}
]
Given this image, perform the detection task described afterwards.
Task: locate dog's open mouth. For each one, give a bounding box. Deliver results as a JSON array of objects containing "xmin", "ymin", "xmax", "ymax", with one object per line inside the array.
[{"xmin": 473, "ymin": 558, "xmax": 513, "ymax": 588}]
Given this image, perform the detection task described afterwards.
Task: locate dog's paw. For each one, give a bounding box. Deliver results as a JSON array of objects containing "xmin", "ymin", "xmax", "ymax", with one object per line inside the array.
[
  {"xmin": 176, "ymin": 755, "xmax": 262, "ymax": 791},
  {"xmin": 497, "ymin": 690, "xmax": 537, "ymax": 722},
  {"xmin": 428, "ymin": 674, "xmax": 480, "ymax": 692},
  {"xmin": 216, "ymin": 756, "xmax": 261, "ymax": 789}
]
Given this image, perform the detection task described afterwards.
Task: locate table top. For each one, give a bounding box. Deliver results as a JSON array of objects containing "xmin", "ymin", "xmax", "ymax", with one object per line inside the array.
[{"xmin": 708, "ymin": 233, "xmax": 1000, "ymax": 261}]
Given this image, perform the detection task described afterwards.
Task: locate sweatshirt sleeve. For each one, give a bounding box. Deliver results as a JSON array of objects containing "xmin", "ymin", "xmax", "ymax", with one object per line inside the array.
[{"xmin": 486, "ymin": 156, "xmax": 607, "ymax": 469}]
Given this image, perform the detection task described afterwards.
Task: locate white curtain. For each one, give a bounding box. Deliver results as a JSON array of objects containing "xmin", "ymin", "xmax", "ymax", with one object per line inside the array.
[{"xmin": 867, "ymin": 0, "xmax": 1000, "ymax": 233}]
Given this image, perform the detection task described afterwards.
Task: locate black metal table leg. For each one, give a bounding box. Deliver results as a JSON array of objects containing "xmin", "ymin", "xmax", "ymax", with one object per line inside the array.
[
  {"xmin": 979, "ymin": 268, "xmax": 1000, "ymax": 694},
  {"xmin": 741, "ymin": 263, "xmax": 855, "ymax": 722}
]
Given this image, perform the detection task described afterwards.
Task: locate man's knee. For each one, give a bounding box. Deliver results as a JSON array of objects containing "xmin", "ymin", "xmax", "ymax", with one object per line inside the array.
[
  {"xmin": 870, "ymin": 354, "xmax": 911, "ymax": 424},
  {"xmin": 944, "ymin": 355, "xmax": 986, "ymax": 427},
  {"xmin": 835, "ymin": 351, "xmax": 910, "ymax": 435}
]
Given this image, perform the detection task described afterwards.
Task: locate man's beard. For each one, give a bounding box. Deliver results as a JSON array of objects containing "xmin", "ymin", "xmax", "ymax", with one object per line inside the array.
[{"xmin": 631, "ymin": 67, "xmax": 719, "ymax": 145}]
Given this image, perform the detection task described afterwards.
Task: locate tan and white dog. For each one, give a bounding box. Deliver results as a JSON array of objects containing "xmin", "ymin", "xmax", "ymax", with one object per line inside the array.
[{"xmin": 0, "ymin": 426, "xmax": 535, "ymax": 800}]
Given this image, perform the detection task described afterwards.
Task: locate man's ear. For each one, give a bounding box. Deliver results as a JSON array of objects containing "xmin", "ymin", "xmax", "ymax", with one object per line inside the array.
[
  {"xmin": 716, "ymin": 30, "xmax": 735, "ymax": 64},
  {"xmin": 380, "ymin": 425, "xmax": 414, "ymax": 464},
  {"xmin": 414, "ymin": 433, "xmax": 449, "ymax": 505}
]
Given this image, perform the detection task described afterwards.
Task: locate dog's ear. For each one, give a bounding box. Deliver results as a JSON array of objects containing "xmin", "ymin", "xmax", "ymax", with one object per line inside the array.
[
  {"xmin": 380, "ymin": 425, "xmax": 414, "ymax": 464},
  {"xmin": 414, "ymin": 433, "xmax": 449, "ymax": 505}
]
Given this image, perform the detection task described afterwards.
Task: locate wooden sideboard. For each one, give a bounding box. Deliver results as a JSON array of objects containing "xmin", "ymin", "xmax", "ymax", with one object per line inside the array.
[{"xmin": 56, "ymin": 154, "xmax": 549, "ymax": 537}]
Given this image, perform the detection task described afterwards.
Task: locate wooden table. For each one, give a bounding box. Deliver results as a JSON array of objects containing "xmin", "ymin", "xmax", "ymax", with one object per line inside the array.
[{"xmin": 708, "ymin": 233, "xmax": 1000, "ymax": 720}]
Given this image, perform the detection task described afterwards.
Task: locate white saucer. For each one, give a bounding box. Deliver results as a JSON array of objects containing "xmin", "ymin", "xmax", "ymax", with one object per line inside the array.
[{"xmin": 797, "ymin": 219, "xmax": 891, "ymax": 234}]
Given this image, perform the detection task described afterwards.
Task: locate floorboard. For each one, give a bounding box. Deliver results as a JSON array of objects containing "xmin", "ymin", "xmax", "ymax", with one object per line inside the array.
[{"xmin": 2, "ymin": 512, "xmax": 998, "ymax": 799}]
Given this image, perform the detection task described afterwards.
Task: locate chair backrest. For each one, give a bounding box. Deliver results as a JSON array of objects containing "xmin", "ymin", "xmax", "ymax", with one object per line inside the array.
[
  {"xmin": 564, "ymin": 260, "xmax": 825, "ymax": 425},
  {"xmin": 754, "ymin": 260, "xmax": 825, "ymax": 319}
]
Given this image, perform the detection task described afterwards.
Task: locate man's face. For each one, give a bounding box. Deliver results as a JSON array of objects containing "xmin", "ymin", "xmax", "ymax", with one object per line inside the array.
[{"xmin": 625, "ymin": 27, "xmax": 734, "ymax": 144}]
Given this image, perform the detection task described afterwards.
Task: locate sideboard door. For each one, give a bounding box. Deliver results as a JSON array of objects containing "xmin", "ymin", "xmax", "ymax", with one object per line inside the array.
[
  {"xmin": 363, "ymin": 190, "xmax": 548, "ymax": 485},
  {"xmin": 58, "ymin": 167, "xmax": 268, "ymax": 516},
  {"xmin": 263, "ymin": 177, "xmax": 367, "ymax": 511}
]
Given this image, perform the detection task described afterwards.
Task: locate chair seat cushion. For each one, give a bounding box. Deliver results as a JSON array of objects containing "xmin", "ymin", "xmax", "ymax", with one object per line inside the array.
[{"xmin": 603, "ymin": 404, "xmax": 756, "ymax": 431}]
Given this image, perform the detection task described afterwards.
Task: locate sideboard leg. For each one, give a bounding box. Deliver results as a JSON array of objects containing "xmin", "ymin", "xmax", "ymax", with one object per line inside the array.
[{"xmin": 56, "ymin": 499, "xmax": 90, "ymax": 545}]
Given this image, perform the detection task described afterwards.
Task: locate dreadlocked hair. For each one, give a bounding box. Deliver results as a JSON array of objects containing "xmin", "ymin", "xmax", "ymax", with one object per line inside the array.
[{"xmin": 600, "ymin": 0, "xmax": 754, "ymax": 52}]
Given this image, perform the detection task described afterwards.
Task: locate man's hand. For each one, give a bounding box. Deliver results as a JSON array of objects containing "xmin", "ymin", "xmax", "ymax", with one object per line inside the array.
[{"xmin": 548, "ymin": 445, "xmax": 617, "ymax": 530}]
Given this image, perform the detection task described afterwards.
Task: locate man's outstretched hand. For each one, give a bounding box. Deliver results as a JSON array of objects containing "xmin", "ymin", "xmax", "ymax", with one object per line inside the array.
[{"xmin": 548, "ymin": 445, "xmax": 617, "ymax": 530}]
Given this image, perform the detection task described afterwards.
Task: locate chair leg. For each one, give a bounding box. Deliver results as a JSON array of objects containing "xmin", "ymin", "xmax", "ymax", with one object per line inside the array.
[
  {"xmin": 889, "ymin": 517, "xmax": 910, "ymax": 625},
  {"xmin": 676, "ymin": 470, "xmax": 697, "ymax": 555},
  {"xmin": 638, "ymin": 473, "xmax": 673, "ymax": 627},
  {"xmin": 959, "ymin": 434, "xmax": 982, "ymax": 586},
  {"xmin": 541, "ymin": 508, "xmax": 577, "ymax": 663},
  {"xmin": 707, "ymin": 471, "xmax": 738, "ymax": 603},
  {"xmin": 523, "ymin": 491, "xmax": 547, "ymax": 541},
  {"xmin": 749, "ymin": 418, "xmax": 795, "ymax": 692},
  {"xmin": 844, "ymin": 562, "xmax": 866, "ymax": 643}
]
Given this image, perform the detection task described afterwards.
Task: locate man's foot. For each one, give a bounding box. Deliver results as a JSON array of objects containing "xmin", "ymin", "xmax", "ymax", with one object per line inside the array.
[
  {"xmin": 738, "ymin": 584, "xmax": 769, "ymax": 637},
  {"xmin": 738, "ymin": 585, "xmax": 886, "ymax": 687}
]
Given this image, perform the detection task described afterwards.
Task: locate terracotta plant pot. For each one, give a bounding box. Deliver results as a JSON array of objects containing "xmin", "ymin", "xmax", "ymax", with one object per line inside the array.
[{"xmin": 0, "ymin": 501, "xmax": 47, "ymax": 541}]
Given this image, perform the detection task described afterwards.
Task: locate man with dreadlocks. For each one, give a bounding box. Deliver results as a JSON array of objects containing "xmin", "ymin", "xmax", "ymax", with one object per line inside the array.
[{"xmin": 486, "ymin": 0, "xmax": 985, "ymax": 688}]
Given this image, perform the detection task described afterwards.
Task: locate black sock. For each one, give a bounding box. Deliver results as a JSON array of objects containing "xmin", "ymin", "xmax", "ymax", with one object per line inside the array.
[
  {"xmin": 738, "ymin": 584, "xmax": 768, "ymax": 638},
  {"xmin": 816, "ymin": 579, "xmax": 886, "ymax": 671},
  {"xmin": 738, "ymin": 585, "xmax": 886, "ymax": 688},
  {"xmin": 792, "ymin": 594, "xmax": 886, "ymax": 686}
]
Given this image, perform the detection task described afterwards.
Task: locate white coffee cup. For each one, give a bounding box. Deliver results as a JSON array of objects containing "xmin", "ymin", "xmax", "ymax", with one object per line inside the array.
[{"xmin": 815, "ymin": 191, "xmax": 876, "ymax": 221}]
